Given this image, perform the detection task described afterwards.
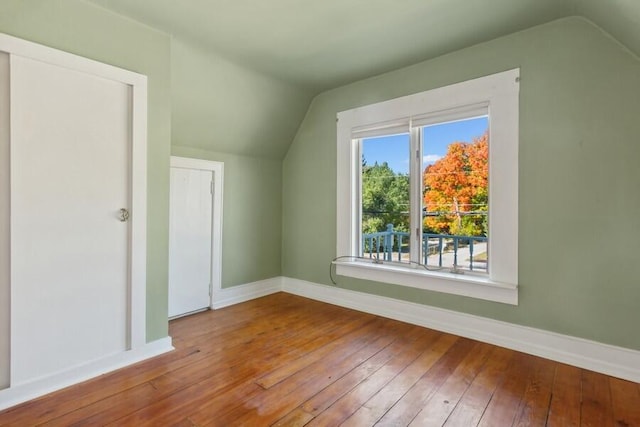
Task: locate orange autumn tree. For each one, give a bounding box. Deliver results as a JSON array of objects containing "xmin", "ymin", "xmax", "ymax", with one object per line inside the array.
[{"xmin": 423, "ymin": 132, "xmax": 488, "ymax": 236}]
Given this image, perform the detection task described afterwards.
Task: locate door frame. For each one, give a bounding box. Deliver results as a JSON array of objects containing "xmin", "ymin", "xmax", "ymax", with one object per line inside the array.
[
  {"xmin": 169, "ymin": 156, "xmax": 224, "ymax": 308},
  {"xmin": 0, "ymin": 32, "xmax": 148, "ymax": 357}
]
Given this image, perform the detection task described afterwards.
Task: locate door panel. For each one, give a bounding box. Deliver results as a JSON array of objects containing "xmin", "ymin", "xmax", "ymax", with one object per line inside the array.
[
  {"xmin": 10, "ymin": 55, "xmax": 131, "ymax": 385},
  {"xmin": 168, "ymin": 167, "xmax": 213, "ymax": 318}
]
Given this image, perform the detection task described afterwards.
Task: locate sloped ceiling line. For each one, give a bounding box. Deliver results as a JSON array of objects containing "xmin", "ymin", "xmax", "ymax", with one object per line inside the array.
[{"xmin": 85, "ymin": 0, "xmax": 640, "ymax": 92}]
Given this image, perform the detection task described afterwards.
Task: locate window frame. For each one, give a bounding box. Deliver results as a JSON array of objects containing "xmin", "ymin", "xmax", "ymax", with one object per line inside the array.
[{"xmin": 336, "ymin": 69, "xmax": 519, "ymax": 305}]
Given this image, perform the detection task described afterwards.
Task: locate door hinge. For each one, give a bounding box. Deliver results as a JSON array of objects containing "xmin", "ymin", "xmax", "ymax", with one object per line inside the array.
[{"xmin": 210, "ymin": 180, "xmax": 214, "ymax": 195}]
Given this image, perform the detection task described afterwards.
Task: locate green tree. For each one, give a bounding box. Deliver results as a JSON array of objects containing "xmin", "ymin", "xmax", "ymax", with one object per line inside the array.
[{"xmin": 361, "ymin": 161, "xmax": 409, "ymax": 235}]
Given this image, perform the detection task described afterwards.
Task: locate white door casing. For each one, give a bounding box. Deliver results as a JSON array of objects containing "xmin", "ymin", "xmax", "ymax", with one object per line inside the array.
[
  {"xmin": 0, "ymin": 33, "xmax": 147, "ymax": 388},
  {"xmin": 169, "ymin": 156, "xmax": 224, "ymax": 317},
  {"xmin": 0, "ymin": 51, "xmax": 9, "ymax": 390}
]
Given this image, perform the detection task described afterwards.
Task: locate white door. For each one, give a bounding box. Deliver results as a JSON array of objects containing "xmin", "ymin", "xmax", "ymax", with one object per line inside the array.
[
  {"xmin": 9, "ymin": 55, "xmax": 132, "ymax": 385},
  {"xmin": 168, "ymin": 167, "xmax": 213, "ymax": 317}
]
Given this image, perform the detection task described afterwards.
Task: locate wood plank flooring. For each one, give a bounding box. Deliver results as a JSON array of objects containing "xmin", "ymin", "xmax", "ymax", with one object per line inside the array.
[{"xmin": 1, "ymin": 292, "xmax": 639, "ymax": 426}]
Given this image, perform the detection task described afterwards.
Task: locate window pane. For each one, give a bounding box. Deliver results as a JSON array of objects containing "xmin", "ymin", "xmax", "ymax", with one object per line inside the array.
[
  {"xmin": 422, "ymin": 117, "xmax": 489, "ymax": 273},
  {"xmin": 360, "ymin": 133, "xmax": 411, "ymax": 263}
]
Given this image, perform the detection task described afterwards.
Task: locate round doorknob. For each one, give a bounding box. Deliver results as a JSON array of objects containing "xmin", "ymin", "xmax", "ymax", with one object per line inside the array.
[{"xmin": 119, "ymin": 208, "xmax": 130, "ymax": 222}]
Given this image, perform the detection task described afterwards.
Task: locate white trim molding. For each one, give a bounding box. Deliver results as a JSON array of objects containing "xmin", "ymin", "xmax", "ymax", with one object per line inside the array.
[
  {"xmin": 4, "ymin": 275, "xmax": 639, "ymax": 412},
  {"xmin": 170, "ymin": 156, "xmax": 224, "ymax": 307},
  {"xmin": 281, "ymin": 277, "xmax": 640, "ymax": 383},
  {"xmin": 0, "ymin": 337, "xmax": 173, "ymax": 412},
  {"xmin": 336, "ymin": 69, "xmax": 519, "ymax": 304},
  {"xmin": 0, "ymin": 32, "xmax": 148, "ymax": 390},
  {"xmin": 0, "ymin": 32, "xmax": 148, "ymax": 352},
  {"xmin": 211, "ymin": 277, "xmax": 282, "ymax": 309},
  {"xmin": 334, "ymin": 260, "xmax": 517, "ymax": 305}
]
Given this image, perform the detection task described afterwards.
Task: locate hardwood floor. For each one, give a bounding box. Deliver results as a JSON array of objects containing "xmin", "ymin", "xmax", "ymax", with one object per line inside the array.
[{"xmin": 1, "ymin": 292, "xmax": 639, "ymax": 426}]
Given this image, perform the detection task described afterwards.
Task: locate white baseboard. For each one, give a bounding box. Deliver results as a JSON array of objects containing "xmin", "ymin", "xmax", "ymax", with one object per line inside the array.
[
  {"xmin": 281, "ymin": 276, "xmax": 640, "ymax": 383},
  {"xmin": 3, "ymin": 275, "xmax": 637, "ymax": 413},
  {"xmin": 0, "ymin": 337, "xmax": 173, "ymax": 411},
  {"xmin": 211, "ymin": 277, "xmax": 282, "ymax": 309}
]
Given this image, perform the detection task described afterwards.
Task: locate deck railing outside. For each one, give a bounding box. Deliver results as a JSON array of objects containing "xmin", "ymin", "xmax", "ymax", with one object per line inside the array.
[{"xmin": 362, "ymin": 224, "xmax": 487, "ymax": 271}]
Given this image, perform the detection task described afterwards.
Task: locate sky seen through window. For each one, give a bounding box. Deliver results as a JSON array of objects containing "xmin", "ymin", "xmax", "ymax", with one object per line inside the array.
[{"xmin": 362, "ymin": 116, "xmax": 489, "ymax": 174}]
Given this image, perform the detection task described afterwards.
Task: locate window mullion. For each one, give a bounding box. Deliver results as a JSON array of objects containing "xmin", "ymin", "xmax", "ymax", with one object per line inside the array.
[
  {"xmin": 354, "ymin": 138, "xmax": 363, "ymax": 257},
  {"xmin": 409, "ymin": 126, "xmax": 422, "ymax": 264}
]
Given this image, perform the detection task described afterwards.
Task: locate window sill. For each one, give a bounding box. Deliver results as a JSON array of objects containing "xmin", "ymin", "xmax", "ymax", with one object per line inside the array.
[{"xmin": 333, "ymin": 260, "xmax": 518, "ymax": 305}]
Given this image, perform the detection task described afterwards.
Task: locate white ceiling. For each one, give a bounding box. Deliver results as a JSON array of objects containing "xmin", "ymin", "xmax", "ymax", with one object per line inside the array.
[{"xmin": 86, "ymin": 0, "xmax": 640, "ymax": 90}]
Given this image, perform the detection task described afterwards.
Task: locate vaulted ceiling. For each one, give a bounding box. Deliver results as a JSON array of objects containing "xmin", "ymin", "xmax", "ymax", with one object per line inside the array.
[{"xmin": 85, "ymin": 0, "xmax": 640, "ymax": 91}]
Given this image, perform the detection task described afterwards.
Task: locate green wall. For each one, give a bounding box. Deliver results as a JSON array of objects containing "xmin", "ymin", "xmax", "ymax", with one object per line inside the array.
[
  {"xmin": 171, "ymin": 146, "xmax": 282, "ymax": 287},
  {"xmin": 282, "ymin": 17, "xmax": 640, "ymax": 350},
  {"xmin": 171, "ymin": 38, "xmax": 313, "ymax": 159},
  {"xmin": 0, "ymin": 0, "xmax": 172, "ymax": 341},
  {"xmin": 170, "ymin": 37, "xmax": 312, "ymax": 286}
]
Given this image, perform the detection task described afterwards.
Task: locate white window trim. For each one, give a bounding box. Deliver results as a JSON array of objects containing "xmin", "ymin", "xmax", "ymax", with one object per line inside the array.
[{"xmin": 336, "ymin": 69, "xmax": 519, "ymax": 305}]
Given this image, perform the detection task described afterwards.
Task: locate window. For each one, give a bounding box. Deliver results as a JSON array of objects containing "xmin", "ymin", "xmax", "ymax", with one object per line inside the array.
[{"xmin": 336, "ymin": 69, "xmax": 519, "ymax": 304}]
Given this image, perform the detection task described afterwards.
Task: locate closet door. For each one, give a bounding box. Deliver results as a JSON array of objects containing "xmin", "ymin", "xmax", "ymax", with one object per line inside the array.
[
  {"xmin": 9, "ymin": 55, "xmax": 131, "ymax": 385},
  {"xmin": 168, "ymin": 167, "xmax": 213, "ymax": 318}
]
